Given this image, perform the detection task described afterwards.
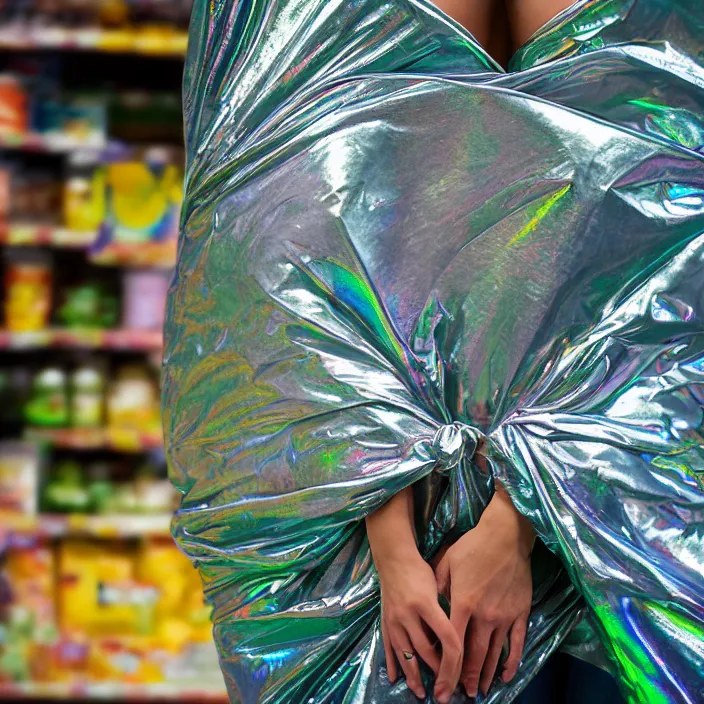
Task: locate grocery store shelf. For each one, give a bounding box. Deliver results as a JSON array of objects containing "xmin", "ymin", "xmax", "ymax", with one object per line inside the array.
[
  {"xmin": 0, "ymin": 682, "xmax": 226, "ymax": 701},
  {"xmin": 0, "ymin": 512, "xmax": 172, "ymax": 539},
  {"xmin": 0, "ymin": 223, "xmax": 177, "ymax": 268},
  {"xmin": 0, "ymin": 328, "xmax": 162, "ymax": 351},
  {"xmin": 90, "ymin": 240, "xmax": 177, "ymax": 269},
  {"xmin": 0, "ymin": 222, "xmax": 97, "ymax": 247},
  {"xmin": 25, "ymin": 427, "xmax": 163, "ymax": 452},
  {"xmin": 0, "ymin": 130, "xmax": 106, "ymax": 153},
  {"xmin": 0, "ymin": 27, "xmax": 188, "ymax": 57}
]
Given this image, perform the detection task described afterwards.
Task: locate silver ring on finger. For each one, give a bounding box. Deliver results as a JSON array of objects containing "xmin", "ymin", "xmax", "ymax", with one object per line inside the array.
[{"xmin": 402, "ymin": 650, "xmax": 415, "ymax": 661}]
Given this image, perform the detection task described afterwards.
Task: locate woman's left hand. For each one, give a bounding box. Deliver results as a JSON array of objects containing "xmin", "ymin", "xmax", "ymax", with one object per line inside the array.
[{"xmin": 433, "ymin": 486, "xmax": 534, "ymax": 698}]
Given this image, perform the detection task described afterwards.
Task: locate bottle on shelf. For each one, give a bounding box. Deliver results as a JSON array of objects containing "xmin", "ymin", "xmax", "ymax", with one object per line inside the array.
[
  {"xmin": 3, "ymin": 248, "xmax": 52, "ymax": 332},
  {"xmin": 70, "ymin": 361, "xmax": 105, "ymax": 429},
  {"xmin": 24, "ymin": 367, "xmax": 70, "ymax": 428}
]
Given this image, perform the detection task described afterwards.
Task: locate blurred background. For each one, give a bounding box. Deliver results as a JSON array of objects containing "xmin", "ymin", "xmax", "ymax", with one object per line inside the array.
[{"xmin": 0, "ymin": 1, "xmax": 227, "ymax": 701}]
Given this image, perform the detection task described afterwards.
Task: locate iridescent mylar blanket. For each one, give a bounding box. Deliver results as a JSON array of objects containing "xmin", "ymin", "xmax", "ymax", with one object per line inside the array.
[{"xmin": 163, "ymin": 0, "xmax": 704, "ymax": 701}]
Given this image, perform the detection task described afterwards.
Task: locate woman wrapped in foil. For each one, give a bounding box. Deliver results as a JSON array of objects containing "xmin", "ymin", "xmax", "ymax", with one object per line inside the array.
[{"xmin": 163, "ymin": 0, "xmax": 704, "ymax": 701}]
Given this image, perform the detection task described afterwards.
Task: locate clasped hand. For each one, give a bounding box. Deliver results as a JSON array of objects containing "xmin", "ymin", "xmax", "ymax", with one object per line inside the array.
[{"xmin": 373, "ymin": 487, "xmax": 533, "ymax": 703}]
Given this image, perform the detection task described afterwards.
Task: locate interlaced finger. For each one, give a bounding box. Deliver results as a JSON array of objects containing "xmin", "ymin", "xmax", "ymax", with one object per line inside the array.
[
  {"xmin": 390, "ymin": 623, "xmax": 425, "ymax": 699},
  {"xmin": 420, "ymin": 600, "xmax": 463, "ymax": 700},
  {"xmin": 381, "ymin": 617, "xmax": 397, "ymax": 683},
  {"xmin": 462, "ymin": 618, "xmax": 492, "ymax": 698},
  {"xmin": 502, "ymin": 616, "xmax": 528, "ymax": 682},
  {"xmin": 479, "ymin": 627, "xmax": 508, "ymax": 695},
  {"xmin": 406, "ymin": 619, "xmax": 441, "ymax": 675}
]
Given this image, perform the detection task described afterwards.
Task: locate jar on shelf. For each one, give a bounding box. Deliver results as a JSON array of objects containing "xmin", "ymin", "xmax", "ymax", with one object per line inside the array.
[
  {"xmin": 70, "ymin": 363, "xmax": 105, "ymax": 429},
  {"xmin": 24, "ymin": 367, "xmax": 69, "ymax": 428},
  {"xmin": 4, "ymin": 249, "xmax": 52, "ymax": 332}
]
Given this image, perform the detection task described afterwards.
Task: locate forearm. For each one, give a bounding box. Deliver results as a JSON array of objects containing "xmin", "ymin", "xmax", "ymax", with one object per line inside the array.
[
  {"xmin": 366, "ymin": 477, "xmax": 534, "ymax": 572},
  {"xmin": 482, "ymin": 482, "xmax": 536, "ymax": 559},
  {"xmin": 366, "ymin": 486, "xmax": 419, "ymax": 569}
]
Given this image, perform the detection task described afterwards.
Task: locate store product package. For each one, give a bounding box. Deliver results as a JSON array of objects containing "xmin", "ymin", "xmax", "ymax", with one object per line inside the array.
[
  {"xmin": 0, "ymin": 441, "xmax": 40, "ymax": 514},
  {"xmin": 0, "ymin": 543, "xmax": 57, "ymax": 683}
]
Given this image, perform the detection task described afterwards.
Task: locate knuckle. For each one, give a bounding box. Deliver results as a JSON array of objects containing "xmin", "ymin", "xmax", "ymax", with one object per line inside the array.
[
  {"xmin": 403, "ymin": 596, "xmax": 422, "ymax": 612},
  {"xmin": 394, "ymin": 602, "xmax": 415, "ymax": 619},
  {"xmin": 445, "ymin": 645, "xmax": 462, "ymax": 666},
  {"xmin": 474, "ymin": 611, "xmax": 492, "ymax": 626},
  {"xmin": 464, "ymin": 665, "xmax": 481, "ymax": 679},
  {"xmin": 442, "ymin": 642, "xmax": 462, "ymax": 663},
  {"xmin": 455, "ymin": 600, "xmax": 473, "ymax": 620},
  {"xmin": 442, "ymin": 628, "xmax": 462, "ymax": 649},
  {"xmin": 387, "ymin": 611, "xmax": 404, "ymax": 627},
  {"xmin": 449, "ymin": 641, "xmax": 463, "ymax": 659},
  {"xmin": 488, "ymin": 607, "xmax": 503, "ymax": 622},
  {"xmin": 480, "ymin": 608, "xmax": 503, "ymax": 625}
]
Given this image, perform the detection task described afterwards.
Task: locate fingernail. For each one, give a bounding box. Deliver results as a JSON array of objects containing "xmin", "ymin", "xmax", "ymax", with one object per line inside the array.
[
  {"xmin": 464, "ymin": 682, "xmax": 477, "ymax": 697},
  {"xmin": 434, "ymin": 688, "xmax": 449, "ymax": 704}
]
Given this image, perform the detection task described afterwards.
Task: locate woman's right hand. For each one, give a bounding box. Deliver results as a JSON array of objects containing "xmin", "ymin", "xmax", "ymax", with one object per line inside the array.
[
  {"xmin": 378, "ymin": 549, "xmax": 463, "ymax": 702},
  {"xmin": 366, "ymin": 488, "xmax": 463, "ymax": 703}
]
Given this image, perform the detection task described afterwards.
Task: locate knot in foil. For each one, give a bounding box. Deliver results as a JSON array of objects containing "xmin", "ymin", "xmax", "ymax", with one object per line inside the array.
[{"xmin": 431, "ymin": 422, "xmax": 483, "ymax": 475}]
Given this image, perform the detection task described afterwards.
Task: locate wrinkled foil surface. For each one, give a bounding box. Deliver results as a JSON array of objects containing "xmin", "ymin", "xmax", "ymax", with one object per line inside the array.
[{"xmin": 163, "ymin": 0, "xmax": 704, "ymax": 701}]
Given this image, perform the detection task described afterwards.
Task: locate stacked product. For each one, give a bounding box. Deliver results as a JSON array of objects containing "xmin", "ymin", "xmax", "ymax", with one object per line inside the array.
[
  {"xmin": 2, "ymin": 245, "xmax": 170, "ymax": 348},
  {"xmin": 0, "ymin": 0, "xmax": 227, "ymax": 700},
  {"xmin": 0, "ymin": 0, "xmax": 192, "ymax": 54},
  {"xmin": 0, "ymin": 146, "xmax": 182, "ymax": 265},
  {"xmin": 0, "ymin": 535, "xmax": 220, "ymax": 688}
]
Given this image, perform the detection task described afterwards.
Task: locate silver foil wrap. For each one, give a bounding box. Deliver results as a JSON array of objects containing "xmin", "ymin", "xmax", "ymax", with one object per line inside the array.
[{"xmin": 164, "ymin": 1, "xmax": 704, "ymax": 701}]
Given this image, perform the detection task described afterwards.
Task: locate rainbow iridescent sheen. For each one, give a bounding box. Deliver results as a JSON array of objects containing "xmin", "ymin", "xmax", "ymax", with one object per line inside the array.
[{"xmin": 164, "ymin": 1, "xmax": 704, "ymax": 701}]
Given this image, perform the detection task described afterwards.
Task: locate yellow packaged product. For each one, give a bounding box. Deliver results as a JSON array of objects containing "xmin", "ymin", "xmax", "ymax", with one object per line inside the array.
[
  {"xmin": 136, "ymin": 540, "xmax": 211, "ymax": 652},
  {"xmin": 87, "ymin": 638, "xmax": 163, "ymax": 684},
  {"xmin": 58, "ymin": 540, "xmax": 157, "ymax": 638},
  {"xmin": 135, "ymin": 540, "xmax": 186, "ymax": 618}
]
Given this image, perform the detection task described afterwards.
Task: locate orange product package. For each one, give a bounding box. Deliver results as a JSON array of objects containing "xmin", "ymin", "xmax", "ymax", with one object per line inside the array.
[
  {"xmin": 0, "ymin": 76, "xmax": 29, "ymax": 135},
  {"xmin": 4, "ymin": 250, "xmax": 52, "ymax": 332}
]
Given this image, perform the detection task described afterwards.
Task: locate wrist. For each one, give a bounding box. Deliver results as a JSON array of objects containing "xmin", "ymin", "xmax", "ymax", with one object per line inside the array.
[
  {"xmin": 481, "ymin": 485, "xmax": 535, "ymax": 559},
  {"xmin": 366, "ymin": 487, "xmax": 420, "ymax": 572},
  {"xmin": 367, "ymin": 525, "xmax": 422, "ymax": 581}
]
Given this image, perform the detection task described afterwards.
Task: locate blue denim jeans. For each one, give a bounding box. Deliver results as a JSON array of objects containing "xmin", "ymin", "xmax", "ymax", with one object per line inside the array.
[{"xmin": 517, "ymin": 654, "xmax": 624, "ymax": 704}]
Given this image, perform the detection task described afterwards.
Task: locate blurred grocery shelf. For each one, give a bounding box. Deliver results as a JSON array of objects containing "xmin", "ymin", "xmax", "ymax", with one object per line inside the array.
[
  {"xmin": 0, "ymin": 682, "xmax": 227, "ymax": 701},
  {"xmin": 0, "ymin": 134, "xmax": 183, "ymax": 164},
  {"xmin": 0, "ymin": 224, "xmax": 177, "ymax": 268},
  {"xmin": 0, "ymin": 223, "xmax": 96, "ymax": 247},
  {"xmin": 25, "ymin": 427, "xmax": 163, "ymax": 451},
  {"xmin": 0, "ymin": 2, "xmax": 222, "ymax": 699},
  {"xmin": 89, "ymin": 241, "xmax": 177, "ymax": 269},
  {"xmin": 0, "ymin": 27, "xmax": 188, "ymax": 56},
  {"xmin": 1, "ymin": 512, "xmax": 172, "ymax": 539},
  {"xmin": 0, "ymin": 131, "xmax": 107, "ymax": 153},
  {"xmin": 0, "ymin": 328, "xmax": 162, "ymax": 351}
]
